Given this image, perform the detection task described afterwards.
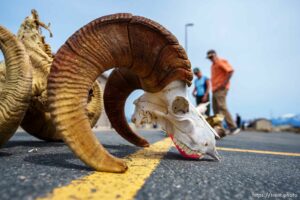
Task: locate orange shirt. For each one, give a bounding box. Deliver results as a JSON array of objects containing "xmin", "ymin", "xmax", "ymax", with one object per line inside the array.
[{"xmin": 211, "ymin": 58, "xmax": 233, "ymax": 92}]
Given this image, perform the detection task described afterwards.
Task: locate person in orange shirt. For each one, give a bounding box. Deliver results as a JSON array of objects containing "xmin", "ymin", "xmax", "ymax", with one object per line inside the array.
[{"xmin": 207, "ymin": 50, "xmax": 240, "ymax": 135}]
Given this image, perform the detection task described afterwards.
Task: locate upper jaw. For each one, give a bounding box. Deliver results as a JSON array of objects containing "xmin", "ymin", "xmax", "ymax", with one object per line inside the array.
[
  {"xmin": 171, "ymin": 134, "xmax": 204, "ymax": 159},
  {"xmin": 171, "ymin": 133, "xmax": 220, "ymax": 161}
]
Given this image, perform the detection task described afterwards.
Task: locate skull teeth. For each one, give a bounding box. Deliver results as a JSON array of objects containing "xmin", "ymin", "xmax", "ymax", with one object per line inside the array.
[{"xmin": 173, "ymin": 136, "xmax": 201, "ymax": 155}]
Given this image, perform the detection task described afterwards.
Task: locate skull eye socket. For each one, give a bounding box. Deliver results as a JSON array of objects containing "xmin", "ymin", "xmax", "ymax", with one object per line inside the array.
[{"xmin": 172, "ymin": 96, "xmax": 189, "ymax": 114}]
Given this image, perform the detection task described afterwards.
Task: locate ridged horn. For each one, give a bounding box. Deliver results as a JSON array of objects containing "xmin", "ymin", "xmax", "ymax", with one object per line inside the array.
[
  {"xmin": 86, "ymin": 81, "xmax": 103, "ymax": 127},
  {"xmin": 0, "ymin": 25, "xmax": 32, "ymax": 146},
  {"xmin": 104, "ymin": 68, "xmax": 149, "ymax": 147},
  {"xmin": 47, "ymin": 13, "xmax": 192, "ymax": 172},
  {"xmin": 21, "ymin": 81, "xmax": 102, "ymax": 141}
]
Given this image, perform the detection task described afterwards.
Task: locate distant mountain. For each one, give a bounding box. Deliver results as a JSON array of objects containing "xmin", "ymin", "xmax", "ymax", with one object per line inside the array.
[{"xmin": 271, "ymin": 114, "xmax": 300, "ymax": 127}]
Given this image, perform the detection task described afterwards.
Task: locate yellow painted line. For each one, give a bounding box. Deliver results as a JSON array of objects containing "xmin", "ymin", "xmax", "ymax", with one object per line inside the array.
[
  {"xmin": 38, "ymin": 138, "xmax": 173, "ymax": 200},
  {"xmin": 217, "ymin": 147, "xmax": 300, "ymax": 157}
]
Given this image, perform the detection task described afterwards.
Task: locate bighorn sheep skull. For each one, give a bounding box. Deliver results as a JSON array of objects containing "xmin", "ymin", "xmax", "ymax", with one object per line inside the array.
[
  {"xmin": 48, "ymin": 13, "xmax": 193, "ymax": 172},
  {"xmin": 1, "ymin": 11, "xmax": 220, "ymax": 172},
  {"xmin": 132, "ymin": 80, "xmax": 220, "ymax": 160}
]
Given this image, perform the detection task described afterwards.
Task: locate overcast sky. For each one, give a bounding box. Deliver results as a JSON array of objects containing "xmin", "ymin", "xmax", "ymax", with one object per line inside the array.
[{"xmin": 0, "ymin": 0, "xmax": 299, "ymax": 119}]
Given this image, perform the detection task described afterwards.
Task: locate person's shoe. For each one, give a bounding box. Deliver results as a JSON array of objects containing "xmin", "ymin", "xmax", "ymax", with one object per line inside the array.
[{"xmin": 226, "ymin": 128, "xmax": 241, "ymax": 135}]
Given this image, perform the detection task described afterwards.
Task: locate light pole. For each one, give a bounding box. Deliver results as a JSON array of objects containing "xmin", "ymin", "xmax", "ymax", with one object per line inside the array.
[{"xmin": 185, "ymin": 23, "xmax": 194, "ymax": 54}]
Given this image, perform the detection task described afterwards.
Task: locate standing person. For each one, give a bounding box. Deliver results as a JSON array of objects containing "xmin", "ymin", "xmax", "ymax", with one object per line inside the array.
[
  {"xmin": 206, "ymin": 50, "xmax": 240, "ymax": 135},
  {"xmin": 192, "ymin": 68, "xmax": 210, "ymax": 116},
  {"xmin": 236, "ymin": 113, "xmax": 242, "ymax": 128}
]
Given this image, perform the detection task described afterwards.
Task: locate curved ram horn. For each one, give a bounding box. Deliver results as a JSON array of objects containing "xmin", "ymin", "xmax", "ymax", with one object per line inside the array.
[
  {"xmin": 21, "ymin": 81, "xmax": 102, "ymax": 141},
  {"xmin": 16, "ymin": 9, "xmax": 103, "ymax": 142},
  {"xmin": 20, "ymin": 107, "xmax": 58, "ymax": 141},
  {"xmin": 104, "ymin": 68, "xmax": 149, "ymax": 147},
  {"xmin": 47, "ymin": 13, "xmax": 192, "ymax": 172},
  {"xmin": 0, "ymin": 25, "xmax": 32, "ymax": 146},
  {"xmin": 86, "ymin": 81, "xmax": 103, "ymax": 128}
]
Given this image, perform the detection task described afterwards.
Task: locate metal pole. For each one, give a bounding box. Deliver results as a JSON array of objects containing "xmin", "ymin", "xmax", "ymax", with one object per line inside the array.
[
  {"xmin": 185, "ymin": 25, "xmax": 188, "ymax": 53},
  {"xmin": 184, "ymin": 23, "xmax": 194, "ymax": 55}
]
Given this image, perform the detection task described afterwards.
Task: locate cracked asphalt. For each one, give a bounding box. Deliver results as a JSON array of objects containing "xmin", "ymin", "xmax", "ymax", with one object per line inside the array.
[{"xmin": 0, "ymin": 130, "xmax": 299, "ymax": 200}]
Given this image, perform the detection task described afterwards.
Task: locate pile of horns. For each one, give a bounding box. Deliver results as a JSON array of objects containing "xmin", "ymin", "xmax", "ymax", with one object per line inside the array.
[{"xmin": 0, "ymin": 10, "xmax": 193, "ymax": 172}]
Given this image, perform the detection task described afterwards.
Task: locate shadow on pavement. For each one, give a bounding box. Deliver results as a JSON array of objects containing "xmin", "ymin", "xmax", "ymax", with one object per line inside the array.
[
  {"xmin": 3, "ymin": 141, "xmax": 64, "ymax": 148},
  {"xmin": 24, "ymin": 152, "xmax": 92, "ymax": 171},
  {"xmin": 0, "ymin": 152, "xmax": 12, "ymax": 157},
  {"xmin": 164, "ymin": 151, "xmax": 217, "ymax": 162},
  {"xmin": 128, "ymin": 147, "xmax": 217, "ymax": 162},
  {"xmin": 23, "ymin": 144, "xmax": 138, "ymax": 171}
]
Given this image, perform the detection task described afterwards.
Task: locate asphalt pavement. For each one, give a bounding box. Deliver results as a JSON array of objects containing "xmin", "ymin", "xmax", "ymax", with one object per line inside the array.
[{"xmin": 0, "ymin": 130, "xmax": 299, "ymax": 200}]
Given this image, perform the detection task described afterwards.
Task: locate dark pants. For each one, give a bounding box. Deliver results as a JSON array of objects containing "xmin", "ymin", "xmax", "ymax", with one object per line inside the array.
[
  {"xmin": 196, "ymin": 95, "xmax": 210, "ymax": 116},
  {"xmin": 212, "ymin": 89, "xmax": 236, "ymax": 129}
]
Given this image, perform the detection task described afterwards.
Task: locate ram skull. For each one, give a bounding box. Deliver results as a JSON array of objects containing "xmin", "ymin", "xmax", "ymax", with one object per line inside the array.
[{"xmin": 132, "ymin": 80, "xmax": 220, "ymax": 160}]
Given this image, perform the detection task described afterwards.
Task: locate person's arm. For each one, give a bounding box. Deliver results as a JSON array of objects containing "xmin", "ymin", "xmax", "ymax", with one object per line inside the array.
[
  {"xmin": 216, "ymin": 60, "xmax": 234, "ymax": 90},
  {"xmin": 219, "ymin": 71, "xmax": 233, "ymax": 89},
  {"xmin": 192, "ymin": 86, "xmax": 197, "ymax": 97},
  {"xmin": 202, "ymin": 79, "xmax": 210, "ymax": 102}
]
